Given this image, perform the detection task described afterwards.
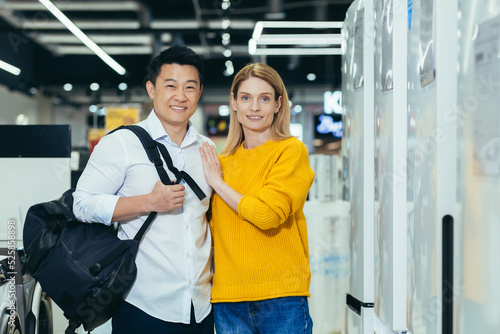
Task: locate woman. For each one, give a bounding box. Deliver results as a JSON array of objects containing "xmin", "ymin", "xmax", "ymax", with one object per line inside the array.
[{"xmin": 200, "ymin": 63, "xmax": 315, "ymax": 334}]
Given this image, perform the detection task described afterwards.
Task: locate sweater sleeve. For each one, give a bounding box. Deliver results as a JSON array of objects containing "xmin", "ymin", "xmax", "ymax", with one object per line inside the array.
[{"xmin": 237, "ymin": 140, "xmax": 314, "ymax": 230}]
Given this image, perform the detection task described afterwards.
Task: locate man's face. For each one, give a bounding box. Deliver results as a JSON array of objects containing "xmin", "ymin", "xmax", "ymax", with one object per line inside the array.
[{"xmin": 146, "ymin": 63, "xmax": 202, "ymax": 130}]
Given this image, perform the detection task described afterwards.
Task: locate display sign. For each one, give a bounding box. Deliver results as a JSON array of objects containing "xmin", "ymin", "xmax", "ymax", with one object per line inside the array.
[
  {"xmin": 315, "ymin": 114, "xmax": 343, "ymax": 141},
  {"xmin": 105, "ymin": 107, "xmax": 140, "ymax": 132}
]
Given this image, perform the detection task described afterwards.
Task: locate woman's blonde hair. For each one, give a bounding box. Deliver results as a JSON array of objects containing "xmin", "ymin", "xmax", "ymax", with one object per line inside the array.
[{"xmin": 220, "ymin": 63, "xmax": 293, "ymax": 156}]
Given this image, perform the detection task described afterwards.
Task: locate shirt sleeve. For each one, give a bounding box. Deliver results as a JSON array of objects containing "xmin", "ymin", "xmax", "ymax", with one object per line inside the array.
[
  {"xmin": 73, "ymin": 133, "xmax": 128, "ymax": 225},
  {"xmin": 237, "ymin": 140, "xmax": 315, "ymax": 230}
]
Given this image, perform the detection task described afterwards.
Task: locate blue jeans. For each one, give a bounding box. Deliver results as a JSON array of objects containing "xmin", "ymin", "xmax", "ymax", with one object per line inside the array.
[{"xmin": 213, "ymin": 296, "xmax": 313, "ymax": 334}]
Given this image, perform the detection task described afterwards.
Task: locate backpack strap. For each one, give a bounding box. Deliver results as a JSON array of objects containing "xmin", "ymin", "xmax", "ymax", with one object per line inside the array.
[
  {"xmin": 111, "ymin": 125, "xmax": 206, "ymax": 201},
  {"xmin": 64, "ymin": 319, "xmax": 81, "ymax": 334},
  {"xmin": 155, "ymin": 142, "xmax": 206, "ymax": 201},
  {"xmin": 109, "ymin": 125, "xmax": 173, "ymax": 186},
  {"xmin": 89, "ymin": 210, "xmax": 159, "ymax": 276}
]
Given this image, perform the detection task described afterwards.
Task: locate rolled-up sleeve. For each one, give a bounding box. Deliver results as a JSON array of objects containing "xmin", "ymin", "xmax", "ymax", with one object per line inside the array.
[
  {"xmin": 73, "ymin": 134, "xmax": 128, "ymax": 225},
  {"xmin": 73, "ymin": 190, "xmax": 119, "ymax": 225}
]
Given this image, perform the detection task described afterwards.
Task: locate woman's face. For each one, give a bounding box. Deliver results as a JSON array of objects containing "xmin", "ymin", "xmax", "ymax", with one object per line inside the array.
[{"xmin": 232, "ymin": 77, "xmax": 282, "ymax": 136}]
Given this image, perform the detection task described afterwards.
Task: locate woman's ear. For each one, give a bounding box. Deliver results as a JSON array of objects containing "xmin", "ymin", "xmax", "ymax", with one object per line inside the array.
[
  {"xmin": 275, "ymin": 95, "xmax": 282, "ymax": 113},
  {"xmin": 231, "ymin": 92, "xmax": 237, "ymax": 111}
]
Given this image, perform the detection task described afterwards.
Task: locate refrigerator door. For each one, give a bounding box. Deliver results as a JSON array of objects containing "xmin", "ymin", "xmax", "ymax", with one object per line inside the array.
[
  {"xmin": 343, "ymin": 1, "xmax": 375, "ymax": 333},
  {"xmin": 346, "ymin": 303, "xmax": 374, "ymax": 334},
  {"xmin": 457, "ymin": 0, "xmax": 500, "ymax": 332},
  {"xmin": 305, "ymin": 200, "xmax": 350, "ymax": 334},
  {"xmin": 406, "ymin": 0, "xmax": 458, "ymax": 333},
  {"xmin": 373, "ymin": 0, "xmax": 408, "ymax": 332}
]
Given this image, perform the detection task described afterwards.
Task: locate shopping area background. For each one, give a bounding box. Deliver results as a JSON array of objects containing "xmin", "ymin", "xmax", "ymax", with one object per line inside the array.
[{"xmin": 1, "ymin": 0, "xmax": 499, "ymax": 333}]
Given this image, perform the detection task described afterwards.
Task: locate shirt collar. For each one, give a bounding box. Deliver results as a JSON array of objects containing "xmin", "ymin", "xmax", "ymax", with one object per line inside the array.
[{"xmin": 146, "ymin": 109, "xmax": 199, "ymax": 147}]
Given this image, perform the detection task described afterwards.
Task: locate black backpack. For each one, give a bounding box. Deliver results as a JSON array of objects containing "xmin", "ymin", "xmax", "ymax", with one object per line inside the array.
[{"xmin": 22, "ymin": 125, "xmax": 206, "ymax": 333}]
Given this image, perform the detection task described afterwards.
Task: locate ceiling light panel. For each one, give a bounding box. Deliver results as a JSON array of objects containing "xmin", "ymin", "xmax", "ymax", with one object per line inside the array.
[
  {"xmin": 22, "ymin": 20, "xmax": 141, "ymax": 30},
  {"xmin": 5, "ymin": 1, "xmax": 141, "ymax": 11},
  {"xmin": 53, "ymin": 45, "xmax": 153, "ymax": 55},
  {"xmin": 255, "ymin": 34, "xmax": 342, "ymax": 45},
  {"xmin": 38, "ymin": 33, "xmax": 155, "ymax": 45},
  {"xmin": 252, "ymin": 48, "xmax": 342, "ymax": 56},
  {"xmin": 250, "ymin": 21, "xmax": 344, "ymax": 56}
]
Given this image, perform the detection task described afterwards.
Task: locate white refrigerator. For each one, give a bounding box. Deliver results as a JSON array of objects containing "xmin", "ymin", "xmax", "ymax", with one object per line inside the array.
[
  {"xmin": 372, "ymin": 0, "xmax": 408, "ymax": 333},
  {"xmin": 405, "ymin": 0, "xmax": 458, "ymax": 333},
  {"xmin": 342, "ymin": 0, "xmax": 375, "ymax": 332},
  {"xmin": 456, "ymin": 0, "xmax": 500, "ymax": 332}
]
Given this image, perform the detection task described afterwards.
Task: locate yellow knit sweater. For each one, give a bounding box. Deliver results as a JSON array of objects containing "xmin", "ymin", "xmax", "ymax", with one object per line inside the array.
[{"xmin": 210, "ymin": 137, "xmax": 315, "ymax": 303}]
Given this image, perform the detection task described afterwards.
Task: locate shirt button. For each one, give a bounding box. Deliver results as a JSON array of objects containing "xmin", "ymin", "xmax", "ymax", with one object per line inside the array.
[
  {"xmin": 189, "ymin": 280, "xmax": 192, "ymax": 284},
  {"xmin": 185, "ymin": 225, "xmax": 189, "ymax": 230},
  {"xmin": 187, "ymin": 253, "xmax": 191, "ymax": 258}
]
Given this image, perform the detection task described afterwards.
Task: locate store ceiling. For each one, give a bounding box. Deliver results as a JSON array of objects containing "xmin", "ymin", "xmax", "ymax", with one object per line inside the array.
[{"xmin": 0, "ymin": 0, "xmax": 352, "ymax": 105}]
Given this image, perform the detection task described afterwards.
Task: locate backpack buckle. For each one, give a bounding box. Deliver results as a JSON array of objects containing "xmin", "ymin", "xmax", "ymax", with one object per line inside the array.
[{"xmin": 89, "ymin": 263, "xmax": 101, "ymax": 276}]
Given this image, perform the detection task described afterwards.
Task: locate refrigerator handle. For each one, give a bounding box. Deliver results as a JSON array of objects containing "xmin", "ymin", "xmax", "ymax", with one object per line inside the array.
[
  {"xmin": 346, "ymin": 293, "xmax": 374, "ymax": 316},
  {"xmin": 442, "ymin": 214, "xmax": 454, "ymax": 334}
]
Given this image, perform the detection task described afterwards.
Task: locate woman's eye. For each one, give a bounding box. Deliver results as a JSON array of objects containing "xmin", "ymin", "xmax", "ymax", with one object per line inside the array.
[{"xmin": 242, "ymin": 96, "xmax": 249, "ymax": 101}]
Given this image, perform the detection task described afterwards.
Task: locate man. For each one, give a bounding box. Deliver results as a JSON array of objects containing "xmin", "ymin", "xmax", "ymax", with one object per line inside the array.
[{"xmin": 73, "ymin": 45, "xmax": 214, "ymax": 333}]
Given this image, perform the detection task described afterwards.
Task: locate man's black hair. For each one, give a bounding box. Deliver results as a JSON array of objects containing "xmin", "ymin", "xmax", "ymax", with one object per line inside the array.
[{"xmin": 147, "ymin": 45, "xmax": 205, "ymax": 86}]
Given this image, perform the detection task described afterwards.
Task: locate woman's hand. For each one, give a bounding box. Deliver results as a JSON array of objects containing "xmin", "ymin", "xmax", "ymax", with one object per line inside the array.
[
  {"xmin": 199, "ymin": 142, "xmax": 243, "ymax": 212},
  {"xmin": 199, "ymin": 142, "xmax": 223, "ymax": 188}
]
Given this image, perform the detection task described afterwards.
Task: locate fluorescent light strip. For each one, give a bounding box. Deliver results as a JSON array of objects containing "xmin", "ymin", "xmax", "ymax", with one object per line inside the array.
[
  {"xmin": 151, "ymin": 20, "xmax": 201, "ymax": 29},
  {"xmin": 39, "ymin": 33, "xmax": 155, "ymax": 45},
  {"xmin": 258, "ymin": 21, "xmax": 344, "ymax": 29},
  {"xmin": 251, "ymin": 48, "xmax": 343, "ymax": 56},
  {"xmin": 0, "ymin": 59, "xmax": 21, "ymax": 76},
  {"xmin": 253, "ymin": 22, "xmax": 264, "ymax": 39},
  {"xmin": 30, "ymin": 20, "xmax": 141, "ymax": 30},
  {"xmin": 38, "ymin": 0, "xmax": 126, "ymax": 75},
  {"xmin": 54, "ymin": 45, "xmax": 153, "ymax": 55},
  {"xmin": 256, "ymin": 34, "xmax": 342, "ymax": 45},
  {"xmin": 7, "ymin": 1, "xmax": 141, "ymax": 11}
]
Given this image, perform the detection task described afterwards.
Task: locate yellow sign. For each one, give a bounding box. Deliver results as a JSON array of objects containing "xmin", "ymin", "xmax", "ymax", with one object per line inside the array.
[{"xmin": 105, "ymin": 107, "xmax": 140, "ymax": 132}]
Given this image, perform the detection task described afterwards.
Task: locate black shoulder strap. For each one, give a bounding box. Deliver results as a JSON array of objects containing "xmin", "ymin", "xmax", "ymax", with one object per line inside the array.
[
  {"xmin": 109, "ymin": 125, "xmax": 173, "ymax": 186},
  {"xmin": 106, "ymin": 125, "xmax": 165, "ymax": 243},
  {"xmin": 155, "ymin": 142, "xmax": 206, "ymax": 201},
  {"xmin": 112, "ymin": 125, "xmax": 206, "ymax": 201}
]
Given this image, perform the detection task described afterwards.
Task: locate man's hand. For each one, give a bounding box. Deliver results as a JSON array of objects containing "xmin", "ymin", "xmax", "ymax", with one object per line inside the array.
[
  {"xmin": 148, "ymin": 180, "xmax": 185, "ymax": 212},
  {"xmin": 112, "ymin": 181, "xmax": 185, "ymax": 222}
]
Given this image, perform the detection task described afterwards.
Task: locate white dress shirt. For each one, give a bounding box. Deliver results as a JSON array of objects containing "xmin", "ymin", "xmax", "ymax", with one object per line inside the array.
[{"xmin": 73, "ymin": 110, "xmax": 213, "ymax": 324}]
